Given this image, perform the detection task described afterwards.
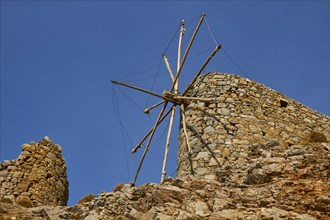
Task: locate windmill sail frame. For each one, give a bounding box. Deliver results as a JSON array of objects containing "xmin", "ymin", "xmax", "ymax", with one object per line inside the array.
[{"xmin": 111, "ymin": 13, "xmax": 221, "ymax": 185}]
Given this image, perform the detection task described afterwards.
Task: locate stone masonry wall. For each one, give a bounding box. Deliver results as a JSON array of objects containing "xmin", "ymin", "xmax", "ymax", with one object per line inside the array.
[
  {"xmin": 1, "ymin": 73, "xmax": 329, "ymax": 219},
  {"xmin": 178, "ymin": 73, "xmax": 330, "ymax": 184},
  {"xmin": 0, "ymin": 137, "xmax": 68, "ymax": 207}
]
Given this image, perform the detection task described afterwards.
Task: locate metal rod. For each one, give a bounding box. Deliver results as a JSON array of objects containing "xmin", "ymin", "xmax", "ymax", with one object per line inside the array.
[
  {"xmin": 170, "ymin": 13, "xmax": 206, "ymax": 92},
  {"xmin": 132, "ymin": 105, "xmax": 172, "ymax": 154},
  {"xmin": 111, "ymin": 80, "xmax": 175, "ymax": 103},
  {"xmin": 180, "ymin": 104, "xmax": 192, "ymax": 154},
  {"xmin": 144, "ymin": 100, "xmax": 166, "ymax": 114},
  {"xmin": 133, "ymin": 102, "xmax": 169, "ymax": 185},
  {"xmin": 182, "ymin": 44, "xmax": 221, "ymax": 96},
  {"xmin": 161, "ymin": 106, "xmax": 176, "ymax": 183},
  {"xmin": 163, "ymin": 54, "xmax": 175, "ymax": 82}
]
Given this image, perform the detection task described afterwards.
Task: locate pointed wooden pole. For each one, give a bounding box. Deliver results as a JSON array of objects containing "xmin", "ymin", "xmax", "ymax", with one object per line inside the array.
[
  {"xmin": 132, "ymin": 106, "xmax": 172, "ymax": 153},
  {"xmin": 182, "ymin": 44, "xmax": 221, "ymax": 96},
  {"xmin": 163, "ymin": 54, "xmax": 175, "ymax": 82},
  {"xmin": 112, "ymin": 80, "xmax": 164, "ymax": 100},
  {"xmin": 144, "ymin": 100, "xmax": 165, "ymax": 114},
  {"xmin": 111, "ymin": 80, "xmax": 176, "ymax": 103},
  {"xmin": 132, "ymin": 102, "xmax": 169, "ymax": 185},
  {"xmin": 170, "ymin": 13, "xmax": 206, "ymax": 92},
  {"xmin": 175, "ymin": 20, "xmax": 185, "ymax": 93},
  {"xmin": 160, "ymin": 19, "xmax": 185, "ymax": 183},
  {"xmin": 180, "ymin": 104, "xmax": 192, "ymax": 154},
  {"xmin": 161, "ymin": 105, "xmax": 176, "ymax": 182},
  {"xmin": 147, "ymin": 52, "xmax": 175, "ymax": 116}
]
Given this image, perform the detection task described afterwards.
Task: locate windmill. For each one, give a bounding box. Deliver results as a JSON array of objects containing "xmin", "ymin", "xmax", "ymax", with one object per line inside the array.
[{"xmin": 112, "ymin": 13, "xmax": 221, "ymax": 186}]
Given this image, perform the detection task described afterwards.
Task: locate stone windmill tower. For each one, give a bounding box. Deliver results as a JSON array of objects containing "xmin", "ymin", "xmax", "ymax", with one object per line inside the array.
[
  {"xmin": 112, "ymin": 13, "xmax": 330, "ymax": 187},
  {"xmin": 177, "ymin": 72, "xmax": 330, "ymax": 185}
]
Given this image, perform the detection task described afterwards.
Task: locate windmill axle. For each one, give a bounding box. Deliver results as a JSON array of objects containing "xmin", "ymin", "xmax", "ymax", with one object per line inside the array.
[{"xmin": 162, "ymin": 90, "xmax": 187, "ymax": 105}]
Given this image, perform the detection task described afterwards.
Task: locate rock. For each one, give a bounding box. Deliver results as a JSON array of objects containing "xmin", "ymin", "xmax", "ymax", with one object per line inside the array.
[
  {"xmin": 44, "ymin": 136, "xmax": 51, "ymax": 142},
  {"xmin": 22, "ymin": 144, "xmax": 35, "ymax": 152},
  {"xmin": 225, "ymin": 97, "xmax": 235, "ymax": 103},
  {"xmin": 204, "ymin": 126, "xmax": 215, "ymax": 133},
  {"xmin": 77, "ymin": 194, "xmax": 95, "ymax": 205},
  {"xmin": 221, "ymin": 148, "xmax": 230, "ymax": 159},
  {"xmin": 220, "ymin": 108, "xmax": 230, "ymax": 115},
  {"xmin": 323, "ymin": 143, "xmax": 330, "ymax": 151},
  {"xmin": 16, "ymin": 195, "xmax": 32, "ymax": 208},
  {"xmin": 196, "ymin": 152, "xmax": 209, "ymax": 160}
]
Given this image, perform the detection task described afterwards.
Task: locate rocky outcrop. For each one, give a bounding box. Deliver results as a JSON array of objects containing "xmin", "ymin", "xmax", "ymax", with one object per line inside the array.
[
  {"xmin": 1, "ymin": 166, "xmax": 329, "ymax": 219},
  {"xmin": 0, "ymin": 73, "xmax": 329, "ymax": 219},
  {"xmin": 0, "ymin": 137, "xmax": 68, "ymax": 207}
]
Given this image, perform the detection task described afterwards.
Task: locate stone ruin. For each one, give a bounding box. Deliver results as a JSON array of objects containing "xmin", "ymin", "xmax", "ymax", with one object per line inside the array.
[
  {"xmin": 0, "ymin": 137, "xmax": 68, "ymax": 207},
  {"xmin": 0, "ymin": 72, "xmax": 329, "ymax": 219},
  {"xmin": 178, "ymin": 73, "xmax": 330, "ymax": 183}
]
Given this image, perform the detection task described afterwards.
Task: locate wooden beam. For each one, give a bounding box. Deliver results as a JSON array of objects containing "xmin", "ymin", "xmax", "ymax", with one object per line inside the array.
[
  {"xmin": 161, "ymin": 106, "xmax": 176, "ymax": 183},
  {"xmin": 170, "ymin": 13, "xmax": 206, "ymax": 92},
  {"xmin": 182, "ymin": 44, "xmax": 221, "ymax": 96},
  {"xmin": 132, "ymin": 102, "xmax": 169, "ymax": 185},
  {"xmin": 144, "ymin": 100, "xmax": 166, "ymax": 114},
  {"xmin": 163, "ymin": 54, "xmax": 175, "ymax": 82},
  {"xmin": 132, "ymin": 106, "xmax": 172, "ymax": 154},
  {"xmin": 111, "ymin": 80, "xmax": 176, "ymax": 103},
  {"xmin": 162, "ymin": 90, "xmax": 215, "ymax": 103},
  {"xmin": 175, "ymin": 20, "xmax": 185, "ymax": 93}
]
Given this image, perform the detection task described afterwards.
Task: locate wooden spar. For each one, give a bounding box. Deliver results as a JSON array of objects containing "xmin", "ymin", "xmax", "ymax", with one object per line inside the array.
[
  {"xmin": 177, "ymin": 20, "xmax": 185, "ymax": 74},
  {"xmin": 132, "ymin": 102, "xmax": 169, "ymax": 185},
  {"xmin": 112, "ymin": 14, "xmax": 222, "ymax": 185},
  {"xmin": 175, "ymin": 20, "xmax": 185, "ymax": 93},
  {"xmin": 144, "ymin": 100, "xmax": 166, "ymax": 114},
  {"xmin": 160, "ymin": 91, "xmax": 215, "ymax": 103},
  {"xmin": 170, "ymin": 13, "xmax": 206, "ymax": 92},
  {"xmin": 180, "ymin": 104, "xmax": 192, "ymax": 154},
  {"xmin": 149, "ymin": 21, "xmax": 184, "ymax": 116},
  {"xmin": 147, "ymin": 20, "xmax": 184, "ymax": 118},
  {"xmin": 111, "ymin": 80, "xmax": 176, "ymax": 103},
  {"xmin": 132, "ymin": 106, "xmax": 172, "ymax": 154},
  {"xmin": 111, "ymin": 80, "xmax": 164, "ymax": 100},
  {"xmin": 161, "ymin": 106, "xmax": 176, "ymax": 182},
  {"xmin": 182, "ymin": 44, "xmax": 221, "ymax": 96},
  {"xmin": 160, "ymin": 19, "xmax": 184, "ymax": 183},
  {"xmin": 163, "ymin": 54, "xmax": 175, "ymax": 82}
]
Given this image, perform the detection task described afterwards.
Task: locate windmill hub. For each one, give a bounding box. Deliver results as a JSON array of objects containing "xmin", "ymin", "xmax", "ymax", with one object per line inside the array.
[{"xmin": 162, "ymin": 90, "xmax": 189, "ymax": 106}]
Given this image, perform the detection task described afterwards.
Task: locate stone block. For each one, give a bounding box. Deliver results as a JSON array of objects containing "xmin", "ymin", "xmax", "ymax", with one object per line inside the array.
[
  {"xmin": 221, "ymin": 108, "xmax": 230, "ymax": 116},
  {"xmin": 195, "ymin": 152, "xmax": 209, "ymax": 160},
  {"xmin": 16, "ymin": 195, "xmax": 32, "ymax": 208},
  {"xmin": 208, "ymin": 143, "xmax": 217, "ymax": 151},
  {"xmin": 204, "ymin": 126, "xmax": 215, "ymax": 133},
  {"xmin": 209, "ymin": 158, "xmax": 220, "ymax": 166}
]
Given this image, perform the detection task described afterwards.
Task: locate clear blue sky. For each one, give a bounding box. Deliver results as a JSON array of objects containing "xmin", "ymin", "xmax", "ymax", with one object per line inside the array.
[{"xmin": 1, "ymin": 1, "xmax": 329, "ymax": 205}]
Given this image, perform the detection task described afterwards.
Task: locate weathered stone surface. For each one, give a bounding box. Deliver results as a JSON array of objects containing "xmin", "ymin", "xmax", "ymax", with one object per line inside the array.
[
  {"xmin": 1, "ymin": 174, "xmax": 329, "ymax": 219},
  {"xmin": 178, "ymin": 73, "xmax": 329, "ymax": 183},
  {"xmin": 0, "ymin": 73, "xmax": 329, "ymax": 219},
  {"xmin": 0, "ymin": 137, "xmax": 68, "ymax": 207},
  {"xmin": 16, "ymin": 195, "xmax": 32, "ymax": 208}
]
